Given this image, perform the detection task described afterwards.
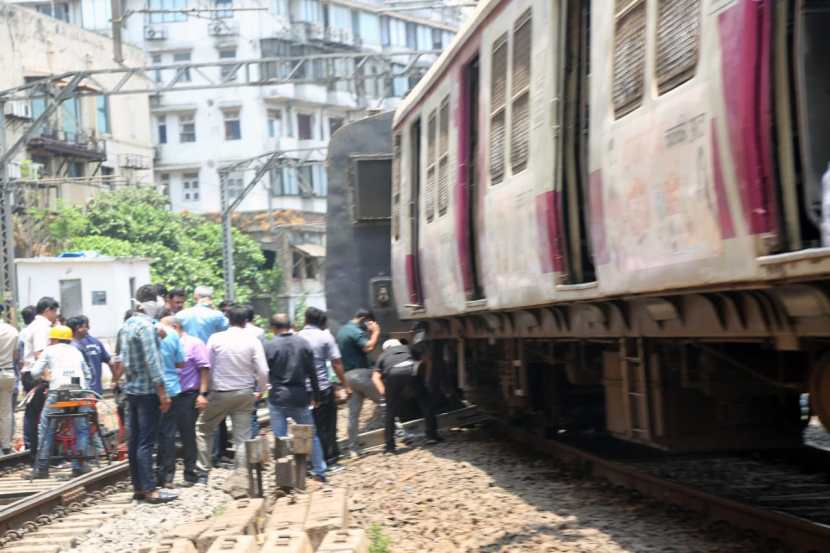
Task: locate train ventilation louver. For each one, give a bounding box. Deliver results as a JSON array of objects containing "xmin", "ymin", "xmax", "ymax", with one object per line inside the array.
[
  {"xmin": 655, "ymin": 0, "xmax": 701, "ymax": 93},
  {"xmin": 613, "ymin": 0, "xmax": 646, "ymax": 117}
]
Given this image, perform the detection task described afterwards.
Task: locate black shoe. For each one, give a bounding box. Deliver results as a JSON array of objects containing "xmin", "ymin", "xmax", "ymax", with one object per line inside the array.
[
  {"xmin": 311, "ymin": 474, "xmax": 327, "ymax": 483},
  {"xmin": 132, "ymin": 492, "xmax": 145, "ymax": 500},
  {"xmin": 141, "ymin": 490, "xmax": 177, "ymax": 504},
  {"xmin": 383, "ymin": 447, "xmax": 398, "ymax": 455},
  {"xmin": 25, "ymin": 470, "xmax": 49, "ymax": 480},
  {"xmin": 179, "ymin": 480, "xmax": 195, "ymax": 488},
  {"xmin": 424, "ymin": 435, "xmax": 444, "ymax": 445}
]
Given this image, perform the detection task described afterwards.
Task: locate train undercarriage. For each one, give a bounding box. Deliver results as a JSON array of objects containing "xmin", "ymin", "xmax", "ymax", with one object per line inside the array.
[{"xmin": 419, "ymin": 283, "xmax": 830, "ymax": 452}]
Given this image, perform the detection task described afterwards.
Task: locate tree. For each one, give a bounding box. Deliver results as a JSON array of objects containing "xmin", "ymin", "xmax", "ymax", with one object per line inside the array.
[{"xmin": 29, "ymin": 187, "xmax": 279, "ymax": 302}]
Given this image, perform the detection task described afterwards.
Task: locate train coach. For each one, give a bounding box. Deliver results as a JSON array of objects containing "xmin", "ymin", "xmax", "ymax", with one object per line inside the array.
[{"xmin": 389, "ymin": 0, "xmax": 830, "ymax": 452}]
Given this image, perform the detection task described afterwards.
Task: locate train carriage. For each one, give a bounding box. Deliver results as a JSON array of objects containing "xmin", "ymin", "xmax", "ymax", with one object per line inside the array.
[{"xmin": 390, "ymin": 0, "xmax": 830, "ymax": 451}]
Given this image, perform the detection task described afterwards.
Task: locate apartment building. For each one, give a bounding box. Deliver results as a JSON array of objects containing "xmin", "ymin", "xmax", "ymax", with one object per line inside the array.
[
  {"xmin": 0, "ymin": 2, "xmax": 154, "ymax": 208},
  {"xmin": 9, "ymin": 0, "xmax": 461, "ymax": 315}
]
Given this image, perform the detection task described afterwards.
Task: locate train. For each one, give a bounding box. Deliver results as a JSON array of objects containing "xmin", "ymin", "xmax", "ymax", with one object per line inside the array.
[{"xmin": 329, "ymin": 0, "xmax": 830, "ymax": 452}]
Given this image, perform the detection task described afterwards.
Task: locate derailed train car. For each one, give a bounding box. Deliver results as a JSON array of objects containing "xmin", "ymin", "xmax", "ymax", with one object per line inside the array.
[
  {"xmin": 388, "ymin": 0, "xmax": 830, "ymax": 451},
  {"xmin": 325, "ymin": 111, "xmax": 407, "ymax": 340}
]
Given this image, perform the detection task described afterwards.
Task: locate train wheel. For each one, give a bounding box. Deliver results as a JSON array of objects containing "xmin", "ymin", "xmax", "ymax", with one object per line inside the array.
[{"xmin": 809, "ymin": 354, "xmax": 830, "ymax": 431}]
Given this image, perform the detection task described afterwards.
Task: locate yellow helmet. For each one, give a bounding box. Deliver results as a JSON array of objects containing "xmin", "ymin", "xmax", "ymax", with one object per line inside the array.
[{"xmin": 48, "ymin": 325, "xmax": 73, "ymax": 341}]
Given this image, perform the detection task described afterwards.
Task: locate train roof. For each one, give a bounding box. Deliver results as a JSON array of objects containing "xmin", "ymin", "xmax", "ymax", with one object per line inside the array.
[{"xmin": 392, "ymin": 0, "xmax": 497, "ymax": 129}]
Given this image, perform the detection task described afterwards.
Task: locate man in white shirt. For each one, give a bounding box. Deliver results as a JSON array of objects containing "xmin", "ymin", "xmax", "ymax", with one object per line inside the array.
[
  {"xmin": 196, "ymin": 305, "xmax": 268, "ymax": 490},
  {"xmin": 28, "ymin": 325, "xmax": 93, "ymax": 479},
  {"xmin": 0, "ymin": 305, "xmax": 19, "ymax": 454},
  {"xmin": 21, "ymin": 297, "xmax": 59, "ymax": 457}
]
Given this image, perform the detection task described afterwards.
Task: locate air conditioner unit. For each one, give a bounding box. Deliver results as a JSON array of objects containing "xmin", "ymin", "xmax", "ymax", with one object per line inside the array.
[
  {"xmin": 144, "ymin": 27, "xmax": 168, "ymax": 41},
  {"xmin": 3, "ymin": 101, "xmax": 32, "ymax": 120},
  {"xmin": 209, "ymin": 21, "xmax": 238, "ymax": 36}
]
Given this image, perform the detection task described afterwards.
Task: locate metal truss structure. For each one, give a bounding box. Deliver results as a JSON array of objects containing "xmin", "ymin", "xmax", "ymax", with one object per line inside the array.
[
  {"xmin": 218, "ymin": 147, "xmax": 327, "ymax": 301},
  {"xmin": 0, "ymin": 50, "xmax": 436, "ymax": 310}
]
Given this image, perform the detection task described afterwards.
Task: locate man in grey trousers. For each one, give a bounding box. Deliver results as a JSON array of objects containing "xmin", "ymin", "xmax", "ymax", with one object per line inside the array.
[
  {"xmin": 196, "ymin": 305, "xmax": 268, "ymax": 490},
  {"xmin": 335, "ymin": 308, "xmax": 382, "ymax": 458}
]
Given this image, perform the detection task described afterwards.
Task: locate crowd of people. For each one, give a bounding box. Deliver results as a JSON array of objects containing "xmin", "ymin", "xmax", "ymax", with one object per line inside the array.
[{"xmin": 0, "ymin": 282, "xmax": 442, "ymax": 504}]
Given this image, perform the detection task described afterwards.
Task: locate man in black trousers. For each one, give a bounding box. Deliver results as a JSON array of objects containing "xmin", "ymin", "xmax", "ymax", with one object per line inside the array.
[{"xmin": 371, "ymin": 339, "xmax": 442, "ymax": 454}]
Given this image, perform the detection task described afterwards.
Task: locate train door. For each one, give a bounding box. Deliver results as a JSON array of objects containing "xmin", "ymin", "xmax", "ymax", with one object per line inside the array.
[
  {"xmin": 408, "ymin": 119, "xmax": 425, "ymax": 304},
  {"xmin": 558, "ymin": 0, "xmax": 595, "ymax": 283},
  {"xmin": 462, "ymin": 55, "xmax": 485, "ymax": 300},
  {"xmin": 774, "ymin": 0, "xmax": 828, "ymax": 250}
]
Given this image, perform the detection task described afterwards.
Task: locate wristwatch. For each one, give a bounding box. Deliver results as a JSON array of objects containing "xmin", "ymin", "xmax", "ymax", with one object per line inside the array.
[{"xmin": 199, "ymin": 392, "xmax": 208, "ymax": 398}]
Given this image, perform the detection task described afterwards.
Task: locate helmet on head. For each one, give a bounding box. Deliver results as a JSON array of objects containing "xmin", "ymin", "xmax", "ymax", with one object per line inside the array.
[
  {"xmin": 48, "ymin": 325, "xmax": 73, "ymax": 341},
  {"xmin": 382, "ymin": 339, "xmax": 402, "ymax": 351}
]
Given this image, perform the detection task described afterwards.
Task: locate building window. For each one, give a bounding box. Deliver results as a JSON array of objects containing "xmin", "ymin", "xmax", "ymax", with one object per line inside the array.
[
  {"xmin": 182, "ymin": 172, "xmax": 200, "ymax": 201},
  {"xmin": 223, "ymin": 109, "xmax": 241, "ymax": 140},
  {"xmin": 271, "ymin": 166, "xmax": 299, "ymax": 196},
  {"xmin": 159, "ymin": 173, "xmax": 170, "ymax": 197},
  {"xmin": 425, "ymin": 110, "xmax": 437, "ymax": 222},
  {"xmin": 68, "ymin": 162, "xmax": 85, "ymax": 177},
  {"xmin": 151, "ymin": 54, "xmax": 163, "ymax": 82},
  {"xmin": 292, "ymin": 251, "xmax": 303, "ymax": 279},
  {"xmin": 215, "ymin": 0, "xmax": 232, "ymax": 18},
  {"xmin": 437, "ymin": 97, "xmax": 450, "ymax": 215},
  {"xmin": 260, "ymin": 38, "xmax": 291, "ymax": 79},
  {"xmin": 219, "ymin": 48, "xmax": 237, "ymax": 81},
  {"xmin": 149, "ymin": 0, "xmax": 188, "ymax": 23},
  {"xmin": 313, "ymin": 164, "xmax": 327, "ymax": 196},
  {"xmin": 179, "ymin": 112, "xmax": 196, "ymax": 142},
  {"xmin": 511, "ymin": 9, "xmax": 532, "ymax": 173},
  {"xmin": 267, "ymin": 109, "xmax": 283, "ymax": 138},
  {"xmin": 656, "ymin": 0, "xmax": 701, "ymax": 94},
  {"xmin": 380, "ymin": 16, "xmax": 391, "ymax": 46},
  {"xmin": 173, "ymin": 51, "xmax": 192, "ymax": 82},
  {"xmin": 297, "ymin": 165, "xmax": 314, "ymax": 197},
  {"xmin": 431, "ymin": 28, "xmax": 442, "ymax": 50},
  {"xmin": 225, "ymin": 173, "xmax": 244, "ymax": 200},
  {"xmin": 96, "ymin": 96, "xmax": 111, "ymax": 135},
  {"xmin": 328, "ymin": 116, "xmax": 343, "ymax": 136},
  {"xmin": 274, "ymin": 0, "xmax": 288, "ymax": 15},
  {"xmin": 489, "ymin": 33, "xmax": 508, "ymax": 185},
  {"xmin": 297, "ymin": 113, "xmax": 313, "ymax": 140},
  {"xmin": 405, "ymin": 22, "xmax": 417, "ymax": 49},
  {"xmin": 613, "ymin": 0, "xmax": 646, "ymax": 117},
  {"xmin": 157, "ymin": 116, "xmax": 167, "ymax": 144},
  {"xmin": 36, "ymin": 2, "xmax": 70, "ymax": 22}
]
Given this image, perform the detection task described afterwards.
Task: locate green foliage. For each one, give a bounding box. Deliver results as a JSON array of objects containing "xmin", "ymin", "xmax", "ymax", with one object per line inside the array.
[
  {"xmin": 368, "ymin": 523, "xmax": 391, "ymax": 553},
  {"xmin": 293, "ymin": 293, "xmax": 308, "ymax": 330},
  {"xmin": 30, "ymin": 187, "xmax": 280, "ymax": 302}
]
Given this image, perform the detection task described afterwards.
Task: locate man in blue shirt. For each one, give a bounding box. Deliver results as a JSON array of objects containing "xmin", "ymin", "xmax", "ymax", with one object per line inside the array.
[
  {"xmin": 176, "ymin": 286, "xmax": 229, "ymax": 343},
  {"xmin": 66, "ymin": 315, "xmax": 111, "ymax": 395},
  {"xmin": 155, "ymin": 316, "xmax": 187, "ymax": 488}
]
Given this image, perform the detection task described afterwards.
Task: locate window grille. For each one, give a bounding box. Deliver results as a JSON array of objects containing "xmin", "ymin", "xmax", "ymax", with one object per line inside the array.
[
  {"xmin": 437, "ymin": 97, "xmax": 450, "ymax": 215},
  {"xmin": 392, "ymin": 134, "xmax": 401, "ymax": 239},
  {"xmin": 612, "ymin": 0, "xmax": 646, "ymax": 117},
  {"xmin": 511, "ymin": 10, "xmax": 532, "ymax": 173},
  {"xmin": 425, "ymin": 110, "xmax": 437, "ymax": 221},
  {"xmin": 490, "ymin": 33, "xmax": 508, "ymax": 184},
  {"xmin": 656, "ymin": 0, "xmax": 700, "ymax": 93}
]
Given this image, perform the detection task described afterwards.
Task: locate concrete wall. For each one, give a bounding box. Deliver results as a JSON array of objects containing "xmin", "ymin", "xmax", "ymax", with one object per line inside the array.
[
  {"xmin": 0, "ymin": 2, "xmax": 154, "ymax": 201},
  {"xmin": 16, "ymin": 258, "xmax": 151, "ymax": 339}
]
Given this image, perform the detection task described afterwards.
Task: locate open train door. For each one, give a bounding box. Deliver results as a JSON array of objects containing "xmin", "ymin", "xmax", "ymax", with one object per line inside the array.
[
  {"xmin": 556, "ymin": 0, "xmax": 595, "ymax": 283},
  {"xmin": 407, "ymin": 119, "xmax": 425, "ymax": 305}
]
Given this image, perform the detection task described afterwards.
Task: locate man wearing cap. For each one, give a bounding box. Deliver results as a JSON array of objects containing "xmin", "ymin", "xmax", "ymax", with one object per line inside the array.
[
  {"xmin": 372, "ymin": 339, "xmax": 442, "ymax": 454},
  {"xmin": 0, "ymin": 304, "xmax": 18, "ymax": 454},
  {"xmin": 176, "ymin": 286, "xmax": 229, "ymax": 343},
  {"xmin": 27, "ymin": 325, "xmax": 93, "ymax": 478}
]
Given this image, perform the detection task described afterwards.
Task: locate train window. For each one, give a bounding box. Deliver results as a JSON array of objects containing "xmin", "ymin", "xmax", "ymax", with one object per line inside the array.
[
  {"xmin": 353, "ymin": 156, "xmax": 393, "ymax": 222},
  {"xmin": 490, "ymin": 33, "xmax": 508, "ymax": 185},
  {"xmin": 511, "ymin": 9, "xmax": 532, "ymax": 173},
  {"xmin": 612, "ymin": 0, "xmax": 647, "ymax": 118},
  {"xmin": 392, "ymin": 133, "xmax": 401, "ymax": 240},
  {"xmin": 655, "ymin": 0, "xmax": 700, "ymax": 93},
  {"xmin": 437, "ymin": 96, "xmax": 450, "ymax": 216},
  {"xmin": 426, "ymin": 110, "xmax": 437, "ymax": 222}
]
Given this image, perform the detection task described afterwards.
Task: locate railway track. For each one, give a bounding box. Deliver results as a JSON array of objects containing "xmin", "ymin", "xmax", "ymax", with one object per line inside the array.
[{"xmin": 505, "ymin": 426, "xmax": 830, "ymax": 553}]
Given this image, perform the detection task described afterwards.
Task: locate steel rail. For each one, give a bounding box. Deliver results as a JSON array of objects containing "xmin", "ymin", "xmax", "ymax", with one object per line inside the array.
[{"xmin": 506, "ymin": 428, "xmax": 830, "ymax": 553}]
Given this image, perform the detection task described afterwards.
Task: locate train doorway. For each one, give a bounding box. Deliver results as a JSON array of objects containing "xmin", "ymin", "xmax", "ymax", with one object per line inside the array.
[
  {"xmin": 559, "ymin": 0, "xmax": 595, "ymax": 283},
  {"xmin": 409, "ymin": 119, "xmax": 425, "ymax": 304},
  {"xmin": 774, "ymin": 0, "xmax": 828, "ymax": 250},
  {"xmin": 462, "ymin": 55, "xmax": 485, "ymax": 300}
]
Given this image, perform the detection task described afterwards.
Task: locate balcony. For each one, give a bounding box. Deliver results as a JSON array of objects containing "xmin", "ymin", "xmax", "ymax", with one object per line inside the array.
[
  {"xmin": 118, "ymin": 153, "xmax": 152, "ymax": 170},
  {"xmin": 28, "ymin": 127, "xmax": 107, "ymax": 162}
]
